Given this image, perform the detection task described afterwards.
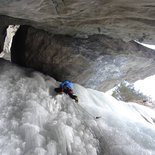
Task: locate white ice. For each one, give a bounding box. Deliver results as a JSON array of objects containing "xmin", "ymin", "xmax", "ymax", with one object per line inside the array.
[
  {"xmin": 134, "ymin": 75, "xmax": 155, "ymax": 101},
  {"xmin": 0, "ymin": 59, "xmax": 155, "ymax": 155},
  {"xmin": 0, "ymin": 25, "xmax": 19, "ymax": 60}
]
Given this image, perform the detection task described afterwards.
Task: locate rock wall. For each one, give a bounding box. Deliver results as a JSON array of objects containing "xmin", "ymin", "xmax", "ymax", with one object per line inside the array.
[
  {"xmin": 0, "ymin": 26, "xmax": 7, "ymax": 53},
  {"xmin": 0, "ymin": 1, "xmax": 155, "ymax": 91},
  {"xmin": 11, "ymin": 26, "xmax": 155, "ymax": 91},
  {"xmin": 0, "ymin": 1, "xmax": 155, "ymax": 43}
]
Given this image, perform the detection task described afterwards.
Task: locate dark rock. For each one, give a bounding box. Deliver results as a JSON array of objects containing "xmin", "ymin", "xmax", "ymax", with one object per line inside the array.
[
  {"xmin": 11, "ymin": 26, "xmax": 155, "ymax": 91},
  {"xmin": 11, "ymin": 25, "xmax": 28, "ymax": 65},
  {"xmin": 0, "ymin": 26, "xmax": 7, "ymax": 53}
]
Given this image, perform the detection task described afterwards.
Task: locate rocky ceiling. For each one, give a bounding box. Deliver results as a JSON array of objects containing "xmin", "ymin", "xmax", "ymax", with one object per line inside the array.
[{"xmin": 0, "ymin": 0, "xmax": 155, "ymax": 43}]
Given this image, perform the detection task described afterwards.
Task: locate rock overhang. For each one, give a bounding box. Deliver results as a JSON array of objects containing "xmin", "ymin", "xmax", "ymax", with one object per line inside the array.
[{"xmin": 0, "ymin": 0, "xmax": 155, "ymax": 43}]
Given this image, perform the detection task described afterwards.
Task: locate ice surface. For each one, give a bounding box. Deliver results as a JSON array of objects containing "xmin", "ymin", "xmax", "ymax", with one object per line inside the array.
[
  {"xmin": 0, "ymin": 59, "xmax": 155, "ymax": 155},
  {"xmin": 0, "ymin": 25, "xmax": 19, "ymax": 60}
]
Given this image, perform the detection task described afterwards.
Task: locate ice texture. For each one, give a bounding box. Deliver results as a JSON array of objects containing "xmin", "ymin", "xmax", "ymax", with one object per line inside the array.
[{"xmin": 0, "ymin": 59, "xmax": 155, "ymax": 155}]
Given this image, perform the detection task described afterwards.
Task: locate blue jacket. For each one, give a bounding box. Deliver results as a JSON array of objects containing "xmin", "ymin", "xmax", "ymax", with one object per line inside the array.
[{"xmin": 60, "ymin": 80, "xmax": 73, "ymax": 89}]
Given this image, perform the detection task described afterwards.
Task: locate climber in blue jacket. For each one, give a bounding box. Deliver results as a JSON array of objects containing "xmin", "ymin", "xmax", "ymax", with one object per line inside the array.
[{"xmin": 55, "ymin": 80, "xmax": 78, "ymax": 102}]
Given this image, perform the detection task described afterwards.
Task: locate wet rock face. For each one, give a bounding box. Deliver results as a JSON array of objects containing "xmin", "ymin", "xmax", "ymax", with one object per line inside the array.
[
  {"xmin": 0, "ymin": 26, "xmax": 7, "ymax": 53},
  {"xmin": 11, "ymin": 26, "xmax": 155, "ymax": 91},
  {"xmin": 0, "ymin": 1, "xmax": 155, "ymax": 43}
]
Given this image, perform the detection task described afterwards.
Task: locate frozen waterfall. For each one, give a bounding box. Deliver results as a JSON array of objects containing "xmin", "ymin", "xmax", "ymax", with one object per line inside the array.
[{"xmin": 0, "ymin": 59, "xmax": 155, "ymax": 155}]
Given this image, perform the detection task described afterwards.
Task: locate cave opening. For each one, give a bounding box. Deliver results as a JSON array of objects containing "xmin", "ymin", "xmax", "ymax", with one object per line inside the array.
[{"xmin": 135, "ymin": 40, "xmax": 155, "ymax": 51}]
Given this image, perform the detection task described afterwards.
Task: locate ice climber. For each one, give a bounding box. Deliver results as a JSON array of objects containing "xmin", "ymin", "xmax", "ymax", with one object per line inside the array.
[{"xmin": 54, "ymin": 80, "xmax": 78, "ymax": 102}]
